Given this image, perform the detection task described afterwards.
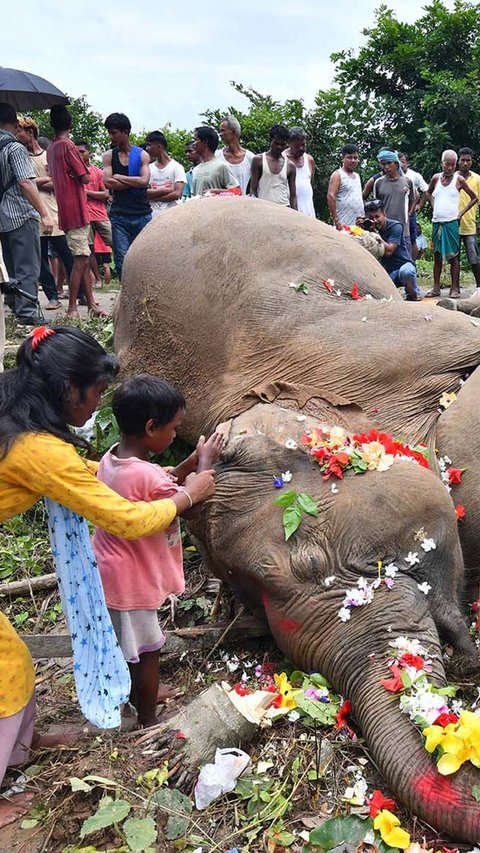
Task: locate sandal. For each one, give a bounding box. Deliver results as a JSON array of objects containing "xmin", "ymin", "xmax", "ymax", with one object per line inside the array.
[
  {"xmin": 425, "ymin": 290, "xmax": 441, "ymax": 298},
  {"xmin": 448, "ymin": 289, "xmax": 461, "ymax": 299}
]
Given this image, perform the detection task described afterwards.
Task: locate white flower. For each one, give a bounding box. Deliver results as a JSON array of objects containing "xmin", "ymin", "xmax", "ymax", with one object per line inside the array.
[
  {"xmin": 285, "ymin": 439, "xmax": 297, "ymax": 450},
  {"xmin": 384, "ymin": 564, "xmax": 398, "ymax": 578},
  {"xmin": 295, "ymin": 414, "xmax": 306, "ymax": 422},
  {"xmin": 389, "ymin": 636, "xmax": 429, "ymax": 657},
  {"xmin": 331, "ymin": 483, "xmax": 338, "ymax": 494},
  {"xmin": 281, "ymin": 470, "xmax": 292, "ymax": 483},
  {"xmin": 421, "ymin": 538, "xmax": 436, "ymax": 552},
  {"xmin": 324, "ymin": 575, "xmax": 336, "ymax": 587},
  {"xmin": 338, "ymin": 606, "xmax": 351, "ymax": 622},
  {"xmin": 335, "ymin": 288, "xmax": 342, "ymax": 297},
  {"xmin": 288, "ymin": 282, "xmax": 297, "ymax": 289},
  {"xmin": 443, "ymin": 455, "xmax": 452, "ymax": 465},
  {"xmin": 361, "ymin": 317, "xmax": 367, "ymax": 322},
  {"xmin": 405, "ymin": 551, "xmax": 420, "ymax": 566},
  {"xmin": 417, "ymin": 582, "xmax": 431, "ymax": 595},
  {"xmin": 365, "ymin": 293, "xmax": 374, "ymax": 301},
  {"xmin": 287, "ymin": 710, "xmax": 300, "ymax": 722}
]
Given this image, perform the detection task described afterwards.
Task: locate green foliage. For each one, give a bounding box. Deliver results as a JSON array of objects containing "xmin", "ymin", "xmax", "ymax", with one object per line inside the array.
[
  {"xmin": 331, "ymin": 1, "xmax": 480, "ymax": 180},
  {"xmin": 28, "ymin": 95, "xmax": 109, "ymax": 159},
  {"xmin": 123, "ymin": 817, "xmax": 157, "ymax": 851},
  {"xmin": 303, "ymin": 813, "xmax": 400, "ymax": 853},
  {"xmin": 79, "ymin": 796, "xmax": 131, "ymax": 838},
  {"xmin": 153, "ymin": 787, "xmax": 193, "ymax": 840},
  {"xmin": 0, "ymin": 506, "xmax": 51, "ymax": 583},
  {"xmin": 275, "ymin": 491, "xmax": 319, "ymax": 540}
]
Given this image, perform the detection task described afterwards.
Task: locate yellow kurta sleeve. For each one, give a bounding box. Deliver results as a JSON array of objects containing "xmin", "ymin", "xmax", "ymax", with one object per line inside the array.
[{"xmin": 0, "ymin": 433, "xmax": 177, "ymax": 539}]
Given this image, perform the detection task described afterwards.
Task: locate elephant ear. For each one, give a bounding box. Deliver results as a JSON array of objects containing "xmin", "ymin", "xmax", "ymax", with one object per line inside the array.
[{"xmin": 245, "ymin": 380, "xmax": 373, "ymax": 433}]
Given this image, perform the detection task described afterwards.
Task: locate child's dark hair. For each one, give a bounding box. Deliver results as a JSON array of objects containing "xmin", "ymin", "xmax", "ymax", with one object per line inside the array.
[
  {"xmin": 112, "ymin": 374, "xmax": 185, "ymax": 436},
  {"xmin": 0, "ymin": 326, "xmax": 118, "ymax": 459}
]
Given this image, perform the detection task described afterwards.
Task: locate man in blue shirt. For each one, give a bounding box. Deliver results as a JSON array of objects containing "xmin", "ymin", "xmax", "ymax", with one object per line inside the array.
[{"xmin": 364, "ymin": 199, "xmax": 422, "ymax": 301}]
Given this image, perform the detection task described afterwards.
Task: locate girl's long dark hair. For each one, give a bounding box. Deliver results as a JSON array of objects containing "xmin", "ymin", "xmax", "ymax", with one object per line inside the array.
[{"xmin": 0, "ymin": 326, "xmax": 119, "ymax": 460}]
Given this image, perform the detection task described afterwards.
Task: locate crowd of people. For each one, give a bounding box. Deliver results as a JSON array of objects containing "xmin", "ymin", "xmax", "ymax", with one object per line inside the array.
[{"xmin": 1, "ymin": 101, "xmax": 480, "ymax": 326}]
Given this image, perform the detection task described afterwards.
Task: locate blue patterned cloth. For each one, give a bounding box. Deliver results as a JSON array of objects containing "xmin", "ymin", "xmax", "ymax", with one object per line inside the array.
[{"xmin": 45, "ymin": 499, "xmax": 131, "ymax": 728}]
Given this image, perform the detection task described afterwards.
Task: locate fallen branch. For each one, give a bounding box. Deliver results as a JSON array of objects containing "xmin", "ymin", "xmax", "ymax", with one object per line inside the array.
[
  {"xmin": 22, "ymin": 615, "xmax": 269, "ymax": 660},
  {"xmin": 0, "ymin": 572, "xmax": 57, "ymax": 597}
]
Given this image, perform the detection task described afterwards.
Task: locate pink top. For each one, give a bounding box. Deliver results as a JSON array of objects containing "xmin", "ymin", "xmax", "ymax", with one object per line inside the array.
[
  {"xmin": 85, "ymin": 164, "xmax": 109, "ymax": 222},
  {"xmin": 93, "ymin": 448, "xmax": 185, "ymax": 610}
]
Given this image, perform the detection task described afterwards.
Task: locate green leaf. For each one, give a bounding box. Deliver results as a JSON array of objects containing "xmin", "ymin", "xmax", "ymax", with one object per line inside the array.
[
  {"xmin": 297, "ymin": 493, "xmax": 319, "ymax": 516},
  {"xmin": 82, "ymin": 774, "xmax": 118, "ymax": 788},
  {"xmin": 400, "ymin": 669, "xmax": 412, "ymax": 689},
  {"xmin": 472, "ymin": 785, "xmax": 480, "ymax": 802},
  {"xmin": 124, "ymin": 817, "xmax": 157, "ymax": 851},
  {"xmin": 275, "ymin": 490, "xmax": 297, "ymax": 507},
  {"xmin": 234, "ymin": 777, "xmax": 255, "ymax": 799},
  {"xmin": 308, "ymin": 673, "xmax": 332, "ymax": 689},
  {"xmin": 153, "ymin": 788, "xmax": 192, "ymax": 841},
  {"xmin": 267, "ymin": 828, "xmax": 296, "ymax": 846},
  {"xmin": 20, "ymin": 819, "xmax": 39, "ymax": 829},
  {"xmin": 283, "ymin": 505, "xmax": 303, "ymax": 540},
  {"xmin": 70, "ymin": 777, "xmax": 93, "ymax": 793},
  {"xmin": 79, "ymin": 797, "xmax": 131, "ymax": 838},
  {"xmin": 294, "ymin": 692, "xmax": 339, "ymax": 726},
  {"xmin": 308, "ymin": 814, "xmax": 372, "ymax": 849}
]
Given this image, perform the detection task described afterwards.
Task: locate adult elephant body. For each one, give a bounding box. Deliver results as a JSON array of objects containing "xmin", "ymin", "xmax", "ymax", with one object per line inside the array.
[{"xmin": 116, "ymin": 199, "xmax": 480, "ymax": 842}]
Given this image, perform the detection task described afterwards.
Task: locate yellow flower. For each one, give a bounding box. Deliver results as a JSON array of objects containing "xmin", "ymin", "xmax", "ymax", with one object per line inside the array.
[
  {"xmin": 439, "ymin": 391, "xmax": 457, "ymax": 409},
  {"xmin": 273, "ymin": 672, "xmax": 297, "ymax": 710},
  {"xmin": 373, "ymin": 809, "xmax": 410, "ymax": 849},
  {"xmin": 328, "ymin": 426, "xmax": 347, "ymax": 448},
  {"xmin": 435, "ymin": 710, "xmax": 480, "ymax": 774},
  {"xmin": 422, "ymin": 722, "xmax": 456, "ymax": 753}
]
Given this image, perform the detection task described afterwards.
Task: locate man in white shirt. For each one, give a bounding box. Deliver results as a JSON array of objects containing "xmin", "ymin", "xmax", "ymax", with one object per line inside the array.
[{"xmin": 145, "ymin": 131, "xmax": 186, "ymax": 216}]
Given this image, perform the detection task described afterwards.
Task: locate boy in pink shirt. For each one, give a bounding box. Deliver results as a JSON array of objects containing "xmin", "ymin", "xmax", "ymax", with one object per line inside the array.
[{"xmin": 93, "ymin": 374, "xmax": 223, "ymax": 727}]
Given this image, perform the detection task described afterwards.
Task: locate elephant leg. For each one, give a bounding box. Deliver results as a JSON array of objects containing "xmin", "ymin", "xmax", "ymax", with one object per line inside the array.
[{"xmin": 437, "ymin": 293, "xmax": 480, "ymax": 313}]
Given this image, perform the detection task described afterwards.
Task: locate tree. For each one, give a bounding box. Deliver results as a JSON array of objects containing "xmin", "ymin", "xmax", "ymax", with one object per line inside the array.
[
  {"xmin": 331, "ymin": 0, "xmax": 480, "ymax": 179},
  {"xmin": 28, "ymin": 95, "xmax": 109, "ymax": 159}
]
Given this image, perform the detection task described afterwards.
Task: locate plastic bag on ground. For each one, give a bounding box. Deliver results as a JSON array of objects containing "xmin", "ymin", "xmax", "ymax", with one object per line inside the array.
[{"xmin": 194, "ymin": 747, "xmax": 251, "ymax": 810}]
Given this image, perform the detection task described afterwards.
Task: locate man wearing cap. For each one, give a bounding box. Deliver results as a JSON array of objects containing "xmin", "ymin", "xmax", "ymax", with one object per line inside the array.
[
  {"xmin": 374, "ymin": 150, "xmax": 415, "ymax": 256},
  {"xmin": 363, "ymin": 199, "xmax": 422, "ymax": 301}
]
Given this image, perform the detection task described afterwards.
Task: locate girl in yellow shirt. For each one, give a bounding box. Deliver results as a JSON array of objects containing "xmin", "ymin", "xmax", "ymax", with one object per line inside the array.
[{"xmin": 0, "ymin": 325, "xmax": 215, "ymax": 826}]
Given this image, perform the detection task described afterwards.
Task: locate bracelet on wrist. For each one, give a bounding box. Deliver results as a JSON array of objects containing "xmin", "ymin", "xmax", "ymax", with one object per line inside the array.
[{"xmin": 178, "ymin": 487, "xmax": 193, "ymax": 509}]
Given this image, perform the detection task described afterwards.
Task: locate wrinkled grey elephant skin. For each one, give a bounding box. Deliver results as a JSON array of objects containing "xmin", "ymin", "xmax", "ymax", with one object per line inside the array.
[{"xmin": 115, "ymin": 198, "xmax": 480, "ymax": 842}]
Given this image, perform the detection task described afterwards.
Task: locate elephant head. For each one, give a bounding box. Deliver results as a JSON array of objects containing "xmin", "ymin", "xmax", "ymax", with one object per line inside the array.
[{"xmin": 115, "ymin": 197, "xmax": 480, "ymax": 842}]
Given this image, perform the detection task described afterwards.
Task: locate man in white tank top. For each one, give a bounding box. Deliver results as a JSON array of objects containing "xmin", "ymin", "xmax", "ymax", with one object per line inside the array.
[
  {"xmin": 250, "ymin": 125, "xmax": 297, "ymax": 209},
  {"xmin": 327, "ymin": 143, "xmax": 364, "ymax": 228},
  {"xmin": 285, "ymin": 127, "xmax": 315, "ymax": 217},
  {"xmin": 419, "ymin": 150, "xmax": 477, "ymax": 298}
]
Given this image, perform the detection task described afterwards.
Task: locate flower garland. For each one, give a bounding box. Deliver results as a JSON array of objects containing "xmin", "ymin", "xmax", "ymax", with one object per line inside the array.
[
  {"xmin": 378, "ymin": 636, "xmax": 480, "ymax": 776},
  {"xmin": 301, "ymin": 426, "xmax": 429, "ymax": 480}
]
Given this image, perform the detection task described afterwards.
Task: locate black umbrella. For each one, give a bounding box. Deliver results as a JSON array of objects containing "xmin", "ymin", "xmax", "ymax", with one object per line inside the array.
[{"xmin": 0, "ymin": 67, "xmax": 68, "ymax": 111}]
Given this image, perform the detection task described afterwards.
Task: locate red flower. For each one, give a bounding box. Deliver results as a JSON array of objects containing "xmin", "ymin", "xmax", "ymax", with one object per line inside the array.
[
  {"xmin": 335, "ymin": 699, "xmax": 355, "ymax": 736},
  {"xmin": 447, "ymin": 468, "xmax": 463, "ymax": 485},
  {"xmin": 455, "ymin": 504, "xmax": 466, "ymax": 520},
  {"xmin": 433, "ymin": 712, "xmax": 459, "ymax": 727},
  {"xmin": 322, "ymin": 459, "xmax": 344, "ymax": 480},
  {"xmin": 398, "ymin": 653, "xmax": 424, "ymax": 670},
  {"xmin": 350, "ymin": 283, "xmax": 363, "ymax": 300},
  {"xmin": 233, "ymin": 683, "xmax": 250, "ymax": 696},
  {"xmin": 369, "ymin": 789, "xmax": 396, "ymax": 817},
  {"xmin": 471, "ymin": 600, "xmax": 480, "ymax": 614},
  {"xmin": 380, "ymin": 664, "xmax": 404, "ymax": 693},
  {"xmin": 323, "ymin": 279, "xmax": 334, "ymax": 293},
  {"xmin": 310, "ymin": 447, "xmax": 329, "ymax": 463}
]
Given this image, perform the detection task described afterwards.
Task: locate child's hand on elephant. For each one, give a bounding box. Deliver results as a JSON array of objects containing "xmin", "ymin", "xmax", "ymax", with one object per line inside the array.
[
  {"xmin": 196, "ymin": 432, "xmax": 225, "ymax": 470},
  {"xmin": 184, "ymin": 469, "xmax": 216, "ymax": 505}
]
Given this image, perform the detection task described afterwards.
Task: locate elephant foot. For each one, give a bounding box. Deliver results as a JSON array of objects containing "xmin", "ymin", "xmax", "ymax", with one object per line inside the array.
[{"xmin": 436, "ymin": 297, "xmax": 457, "ymax": 311}]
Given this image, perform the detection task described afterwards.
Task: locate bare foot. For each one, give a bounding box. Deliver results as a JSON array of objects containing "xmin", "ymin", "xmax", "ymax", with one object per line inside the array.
[
  {"xmin": 66, "ymin": 311, "xmax": 80, "ymax": 320},
  {"xmin": 157, "ymin": 683, "xmax": 182, "ymax": 703},
  {"xmin": 31, "ymin": 730, "xmax": 80, "ymax": 750},
  {"xmin": 0, "ymin": 793, "xmax": 34, "ymax": 829},
  {"xmin": 88, "ymin": 305, "xmax": 109, "ymax": 318}
]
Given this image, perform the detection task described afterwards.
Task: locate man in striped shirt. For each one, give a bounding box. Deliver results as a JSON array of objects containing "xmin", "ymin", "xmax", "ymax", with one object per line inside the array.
[{"xmin": 0, "ymin": 103, "xmax": 53, "ymax": 325}]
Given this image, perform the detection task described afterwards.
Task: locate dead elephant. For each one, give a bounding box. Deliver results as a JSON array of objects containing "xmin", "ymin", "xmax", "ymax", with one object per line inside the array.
[{"xmin": 115, "ymin": 198, "xmax": 480, "ymax": 843}]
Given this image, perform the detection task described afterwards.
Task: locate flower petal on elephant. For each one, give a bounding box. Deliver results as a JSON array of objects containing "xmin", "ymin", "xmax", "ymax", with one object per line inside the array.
[
  {"xmin": 405, "ymin": 551, "xmax": 420, "ymax": 566},
  {"xmin": 421, "ymin": 538, "xmax": 437, "ymax": 552},
  {"xmin": 273, "ymin": 477, "xmax": 284, "ymax": 489},
  {"xmin": 324, "ymin": 575, "xmax": 336, "ymax": 587},
  {"xmin": 281, "ymin": 470, "xmax": 292, "ymax": 483},
  {"xmin": 380, "ymin": 664, "xmax": 404, "ymax": 693},
  {"xmin": 437, "ymin": 752, "xmax": 464, "ymax": 775},
  {"xmin": 323, "ymin": 278, "xmax": 334, "ymax": 292},
  {"xmin": 285, "ymin": 439, "xmax": 297, "ymax": 450},
  {"xmin": 338, "ymin": 606, "xmax": 351, "ymax": 622},
  {"xmin": 455, "ymin": 504, "xmax": 466, "ymax": 520},
  {"xmin": 417, "ymin": 582, "xmax": 432, "ymax": 595},
  {"xmin": 439, "ymin": 391, "xmax": 457, "ymax": 409},
  {"xmin": 447, "ymin": 467, "xmax": 463, "ymax": 485}
]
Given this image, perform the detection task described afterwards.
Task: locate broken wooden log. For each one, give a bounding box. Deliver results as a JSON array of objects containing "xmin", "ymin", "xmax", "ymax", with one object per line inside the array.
[
  {"xmin": 0, "ymin": 572, "xmax": 57, "ymax": 596},
  {"xmin": 22, "ymin": 616, "xmax": 269, "ymax": 660}
]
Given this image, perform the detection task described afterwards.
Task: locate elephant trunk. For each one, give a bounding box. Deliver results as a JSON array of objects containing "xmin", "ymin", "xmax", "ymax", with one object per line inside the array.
[{"xmin": 263, "ymin": 578, "xmax": 480, "ymax": 844}]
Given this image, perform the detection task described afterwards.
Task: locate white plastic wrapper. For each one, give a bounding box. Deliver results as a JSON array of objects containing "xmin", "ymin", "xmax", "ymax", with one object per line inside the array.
[{"xmin": 194, "ymin": 747, "xmax": 250, "ymax": 810}]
